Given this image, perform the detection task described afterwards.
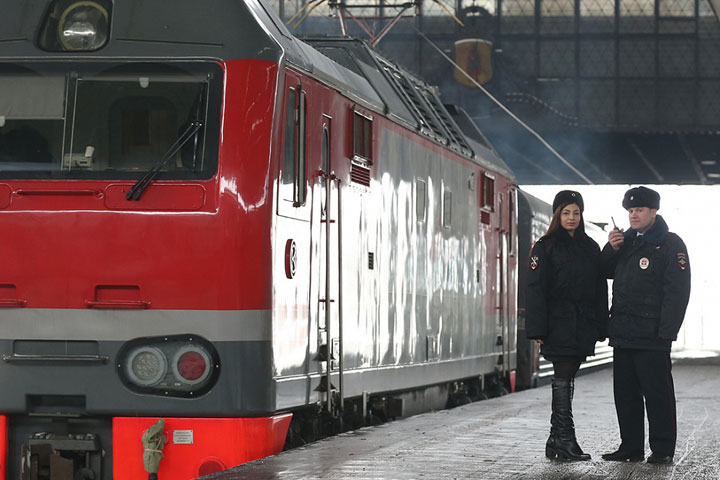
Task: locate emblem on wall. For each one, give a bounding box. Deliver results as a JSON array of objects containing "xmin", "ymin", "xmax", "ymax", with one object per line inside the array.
[
  {"xmin": 454, "ymin": 39, "xmax": 494, "ymax": 86},
  {"xmin": 639, "ymin": 257, "xmax": 650, "ymax": 270}
]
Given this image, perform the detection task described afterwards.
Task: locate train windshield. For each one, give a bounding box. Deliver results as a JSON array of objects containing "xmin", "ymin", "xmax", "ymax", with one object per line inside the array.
[{"xmin": 0, "ymin": 62, "xmax": 221, "ymax": 180}]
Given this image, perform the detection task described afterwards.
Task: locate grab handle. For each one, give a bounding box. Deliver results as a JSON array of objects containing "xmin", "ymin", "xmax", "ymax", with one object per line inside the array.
[
  {"xmin": 85, "ymin": 300, "xmax": 151, "ymax": 309},
  {"xmin": 0, "ymin": 299, "xmax": 27, "ymax": 308}
]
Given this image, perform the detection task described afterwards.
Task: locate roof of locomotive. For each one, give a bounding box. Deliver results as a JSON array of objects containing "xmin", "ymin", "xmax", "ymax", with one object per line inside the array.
[
  {"xmin": 300, "ymin": 37, "xmax": 514, "ymax": 179},
  {"xmin": 0, "ymin": 0, "xmax": 513, "ymax": 179}
]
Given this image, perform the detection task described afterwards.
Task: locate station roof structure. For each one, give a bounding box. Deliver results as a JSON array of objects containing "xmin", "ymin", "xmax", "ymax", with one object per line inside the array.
[{"xmin": 272, "ymin": 0, "xmax": 720, "ymax": 185}]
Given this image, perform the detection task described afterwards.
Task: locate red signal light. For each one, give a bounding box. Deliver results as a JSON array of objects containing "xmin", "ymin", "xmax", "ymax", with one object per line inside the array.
[
  {"xmin": 172, "ymin": 346, "xmax": 212, "ymax": 385},
  {"xmin": 177, "ymin": 351, "xmax": 207, "ymax": 382}
]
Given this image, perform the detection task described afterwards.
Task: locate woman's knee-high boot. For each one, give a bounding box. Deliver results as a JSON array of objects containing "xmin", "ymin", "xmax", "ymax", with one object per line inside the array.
[{"xmin": 545, "ymin": 378, "xmax": 591, "ymax": 461}]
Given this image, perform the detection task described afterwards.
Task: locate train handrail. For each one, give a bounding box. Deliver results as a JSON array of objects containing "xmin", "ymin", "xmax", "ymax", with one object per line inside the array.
[
  {"xmin": 15, "ymin": 189, "xmax": 103, "ymax": 197},
  {"xmin": 2, "ymin": 353, "xmax": 109, "ymax": 363}
]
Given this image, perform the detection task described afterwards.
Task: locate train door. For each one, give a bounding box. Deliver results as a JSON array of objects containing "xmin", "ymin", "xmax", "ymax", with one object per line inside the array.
[
  {"xmin": 311, "ymin": 114, "xmax": 342, "ymax": 414},
  {"xmin": 275, "ymin": 71, "xmax": 312, "ymax": 389},
  {"xmin": 496, "ymin": 192, "xmax": 510, "ymax": 378},
  {"xmin": 496, "ymin": 187, "xmax": 517, "ymax": 391}
]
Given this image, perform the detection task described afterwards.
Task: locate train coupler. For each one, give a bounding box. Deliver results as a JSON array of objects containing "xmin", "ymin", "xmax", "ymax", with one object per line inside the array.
[{"xmin": 21, "ymin": 432, "xmax": 101, "ymax": 480}]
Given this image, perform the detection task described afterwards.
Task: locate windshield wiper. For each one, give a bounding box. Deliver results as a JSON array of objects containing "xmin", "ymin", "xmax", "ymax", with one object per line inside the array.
[{"xmin": 125, "ymin": 121, "xmax": 203, "ymax": 201}]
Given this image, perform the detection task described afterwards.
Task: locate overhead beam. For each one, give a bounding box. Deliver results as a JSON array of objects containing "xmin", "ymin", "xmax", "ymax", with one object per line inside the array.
[
  {"xmin": 495, "ymin": 138, "xmax": 564, "ymax": 183},
  {"xmin": 708, "ymin": 0, "xmax": 720, "ymax": 22},
  {"xmin": 677, "ymin": 134, "xmax": 709, "ymax": 185},
  {"xmin": 626, "ymin": 137, "xmax": 665, "ymax": 182}
]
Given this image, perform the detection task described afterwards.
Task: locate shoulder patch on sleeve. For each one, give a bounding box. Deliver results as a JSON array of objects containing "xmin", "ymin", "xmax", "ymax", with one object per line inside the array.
[
  {"xmin": 677, "ymin": 252, "xmax": 688, "ymax": 270},
  {"xmin": 530, "ymin": 256, "xmax": 539, "ymax": 270}
]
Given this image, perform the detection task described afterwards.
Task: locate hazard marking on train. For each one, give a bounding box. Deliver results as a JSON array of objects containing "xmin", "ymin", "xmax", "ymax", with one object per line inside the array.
[
  {"xmin": 677, "ymin": 253, "xmax": 688, "ymax": 270},
  {"xmin": 530, "ymin": 256, "xmax": 539, "ymax": 270},
  {"xmin": 173, "ymin": 430, "xmax": 194, "ymax": 445},
  {"xmin": 639, "ymin": 257, "xmax": 650, "ymax": 270}
]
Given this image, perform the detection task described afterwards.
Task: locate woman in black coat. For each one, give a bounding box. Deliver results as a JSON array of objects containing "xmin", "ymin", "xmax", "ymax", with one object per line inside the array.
[{"xmin": 526, "ymin": 190, "xmax": 608, "ymax": 461}]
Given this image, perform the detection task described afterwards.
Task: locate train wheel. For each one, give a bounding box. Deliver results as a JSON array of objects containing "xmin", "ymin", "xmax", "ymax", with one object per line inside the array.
[{"xmin": 447, "ymin": 394, "xmax": 473, "ymax": 408}]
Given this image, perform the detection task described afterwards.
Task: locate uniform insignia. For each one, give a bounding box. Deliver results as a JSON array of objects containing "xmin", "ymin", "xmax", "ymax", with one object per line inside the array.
[
  {"xmin": 677, "ymin": 253, "xmax": 688, "ymax": 270},
  {"xmin": 639, "ymin": 257, "xmax": 650, "ymax": 270},
  {"xmin": 530, "ymin": 256, "xmax": 539, "ymax": 270}
]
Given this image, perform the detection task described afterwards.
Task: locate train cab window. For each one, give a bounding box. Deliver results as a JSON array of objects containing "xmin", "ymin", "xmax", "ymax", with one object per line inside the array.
[
  {"xmin": 282, "ymin": 87, "xmax": 307, "ymax": 207},
  {"xmin": 443, "ymin": 189, "xmax": 452, "ymax": 228},
  {"xmin": 481, "ymin": 173, "xmax": 495, "ymax": 211},
  {"xmin": 416, "ymin": 179, "xmax": 426, "ymax": 222},
  {"xmin": 109, "ymin": 97, "xmax": 177, "ymax": 170},
  {"xmin": 0, "ymin": 62, "xmax": 221, "ymax": 180},
  {"xmin": 353, "ymin": 111, "xmax": 372, "ymax": 162}
]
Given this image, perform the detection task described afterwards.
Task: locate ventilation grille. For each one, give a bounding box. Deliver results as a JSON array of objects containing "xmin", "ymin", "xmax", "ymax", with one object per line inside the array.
[
  {"xmin": 378, "ymin": 58, "xmax": 471, "ymax": 157},
  {"xmin": 368, "ymin": 252, "xmax": 375, "ymax": 270},
  {"xmin": 481, "ymin": 210, "xmax": 491, "ymax": 225},
  {"xmin": 351, "ymin": 162, "xmax": 371, "ymax": 187}
]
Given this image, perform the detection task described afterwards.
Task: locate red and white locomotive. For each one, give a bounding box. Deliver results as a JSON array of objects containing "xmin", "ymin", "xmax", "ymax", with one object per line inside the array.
[{"xmin": 0, "ymin": 0, "xmax": 518, "ymax": 478}]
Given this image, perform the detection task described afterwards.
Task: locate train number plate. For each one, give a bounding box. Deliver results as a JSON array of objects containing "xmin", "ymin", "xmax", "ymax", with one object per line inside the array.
[{"xmin": 173, "ymin": 430, "xmax": 194, "ymax": 445}]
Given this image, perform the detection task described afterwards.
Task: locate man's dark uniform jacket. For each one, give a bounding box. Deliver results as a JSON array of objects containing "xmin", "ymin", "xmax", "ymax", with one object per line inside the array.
[{"xmin": 601, "ymin": 214, "xmax": 691, "ymax": 351}]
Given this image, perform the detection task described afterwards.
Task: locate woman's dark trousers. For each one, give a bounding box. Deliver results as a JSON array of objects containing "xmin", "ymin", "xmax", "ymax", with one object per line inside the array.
[{"xmin": 545, "ymin": 359, "xmax": 591, "ymax": 461}]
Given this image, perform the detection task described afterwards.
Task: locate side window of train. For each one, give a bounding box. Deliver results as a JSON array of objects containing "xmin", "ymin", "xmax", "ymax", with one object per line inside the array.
[
  {"xmin": 282, "ymin": 88, "xmax": 297, "ymax": 187},
  {"xmin": 416, "ymin": 179, "xmax": 426, "ymax": 222},
  {"xmin": 278, "ymin": 82, "xmax": 309, "ymax": 220},
  {"xmin": 352, "ymin": 111, "xmax": 372, "ymax": 162},
  {"xmin": 296, "ymin": 89, "xmax": 307, "ymax": 206},
  {"xmin": 508, "ymin": 189, "xmax": 517, "ymax": 255},
  {"xmin": 282, "ymin": 86, "xmax": 306, "ymax": 205},
  {"xmin": 481, "ymin": 173, "xmax": 495, "ymax": 211},
  {"xmin": 443, "ymin": 189, "xmax": 452, "ymax": 229},
  {"xmin": 321, "ymin": 124, "xmax": 330, "ymax": 174}
]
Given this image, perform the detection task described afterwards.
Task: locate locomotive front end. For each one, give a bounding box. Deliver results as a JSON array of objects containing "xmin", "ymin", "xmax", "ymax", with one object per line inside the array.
[{"xmin": 0, "ymin": 0, "xmax": 289, "ymax": 478}]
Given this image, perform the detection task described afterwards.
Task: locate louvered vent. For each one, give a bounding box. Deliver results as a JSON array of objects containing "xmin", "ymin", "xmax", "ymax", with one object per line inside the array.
[
  {"xmin": 422, "ymin": 92, "xmax": 471, "ymax": 154},
  {"xmin": 351, "ymin": 162, "xmax": 371, "ymax": 186},
  {"xmin": 379, "ymin": 60, "xmax": 447, "ymax": 144},
  {"xmin": 481, "ymin": 210, "xmax": 491, "ymax": 225}
]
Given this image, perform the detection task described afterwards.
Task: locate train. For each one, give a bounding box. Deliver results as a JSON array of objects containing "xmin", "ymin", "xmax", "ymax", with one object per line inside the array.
[{"xmin": 0, "ymin": 0, "xmax": 610, "ymax": 479}]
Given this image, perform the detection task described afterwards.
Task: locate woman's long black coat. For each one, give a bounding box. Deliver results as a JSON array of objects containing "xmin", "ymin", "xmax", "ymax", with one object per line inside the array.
[{"xmin": 525, "ymin": 228, "xmax": 609, "ymax": 358}]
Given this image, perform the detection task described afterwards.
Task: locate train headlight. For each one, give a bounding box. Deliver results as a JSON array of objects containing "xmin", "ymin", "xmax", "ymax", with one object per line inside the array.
[
  {"xmin": 37, "ymin": 0, "xmax": 112, "ymax": 52},
  {"xmin": 117, "ymin": 335, "xmax": 220, "ymax": 398},
  {"xmin": 126, "ymin": 346, "xmax": 167, "ymax": 387},
  {"xmin": 59, "ymin": 2, "xmax": 109, "ymax": 51}
]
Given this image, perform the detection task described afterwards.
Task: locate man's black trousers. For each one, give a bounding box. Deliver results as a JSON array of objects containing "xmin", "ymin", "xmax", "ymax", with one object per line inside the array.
[{"xmin": 612, "ymin": 348, "xmax": 676, "ymax": 456}]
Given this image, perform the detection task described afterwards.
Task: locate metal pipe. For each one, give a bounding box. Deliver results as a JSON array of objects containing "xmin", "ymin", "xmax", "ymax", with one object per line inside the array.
[
  {"xmin": 370, "ymin": 6, "xmax": 411, "ymax": 46},
  {"xmin": 325, "ymin": 172, "xmax": 333, "ymax": 413},
  {"xmin": 336, "ymin": 177, "xmax": 344, "ymax": 412}
]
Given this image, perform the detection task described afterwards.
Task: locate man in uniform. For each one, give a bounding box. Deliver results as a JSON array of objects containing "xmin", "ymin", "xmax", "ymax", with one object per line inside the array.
[{"xmin": 601, "ymin": 186, "xmax": 691, "ymax": 464}]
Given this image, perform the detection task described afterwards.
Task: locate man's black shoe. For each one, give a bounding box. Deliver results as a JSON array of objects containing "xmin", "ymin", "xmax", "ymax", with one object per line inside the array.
[
  {"xmin": 647, "ymin": 453, "xmax": 673, "ymax": 464},
  {"xmin": 601, "ymin": 449, "xmax": 644, "ymax": 462}
]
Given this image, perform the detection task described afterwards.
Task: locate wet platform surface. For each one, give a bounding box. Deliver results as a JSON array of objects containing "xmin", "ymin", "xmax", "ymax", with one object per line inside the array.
[{"xmin": 201, "ymin": 354, "xmax": 720, "ymax": 480}]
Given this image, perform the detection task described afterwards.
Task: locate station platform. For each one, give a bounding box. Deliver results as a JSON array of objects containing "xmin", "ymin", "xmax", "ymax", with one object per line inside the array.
[{"xmin": 201, "ymin": 353, "xmax": 720, "ymax": 480}]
